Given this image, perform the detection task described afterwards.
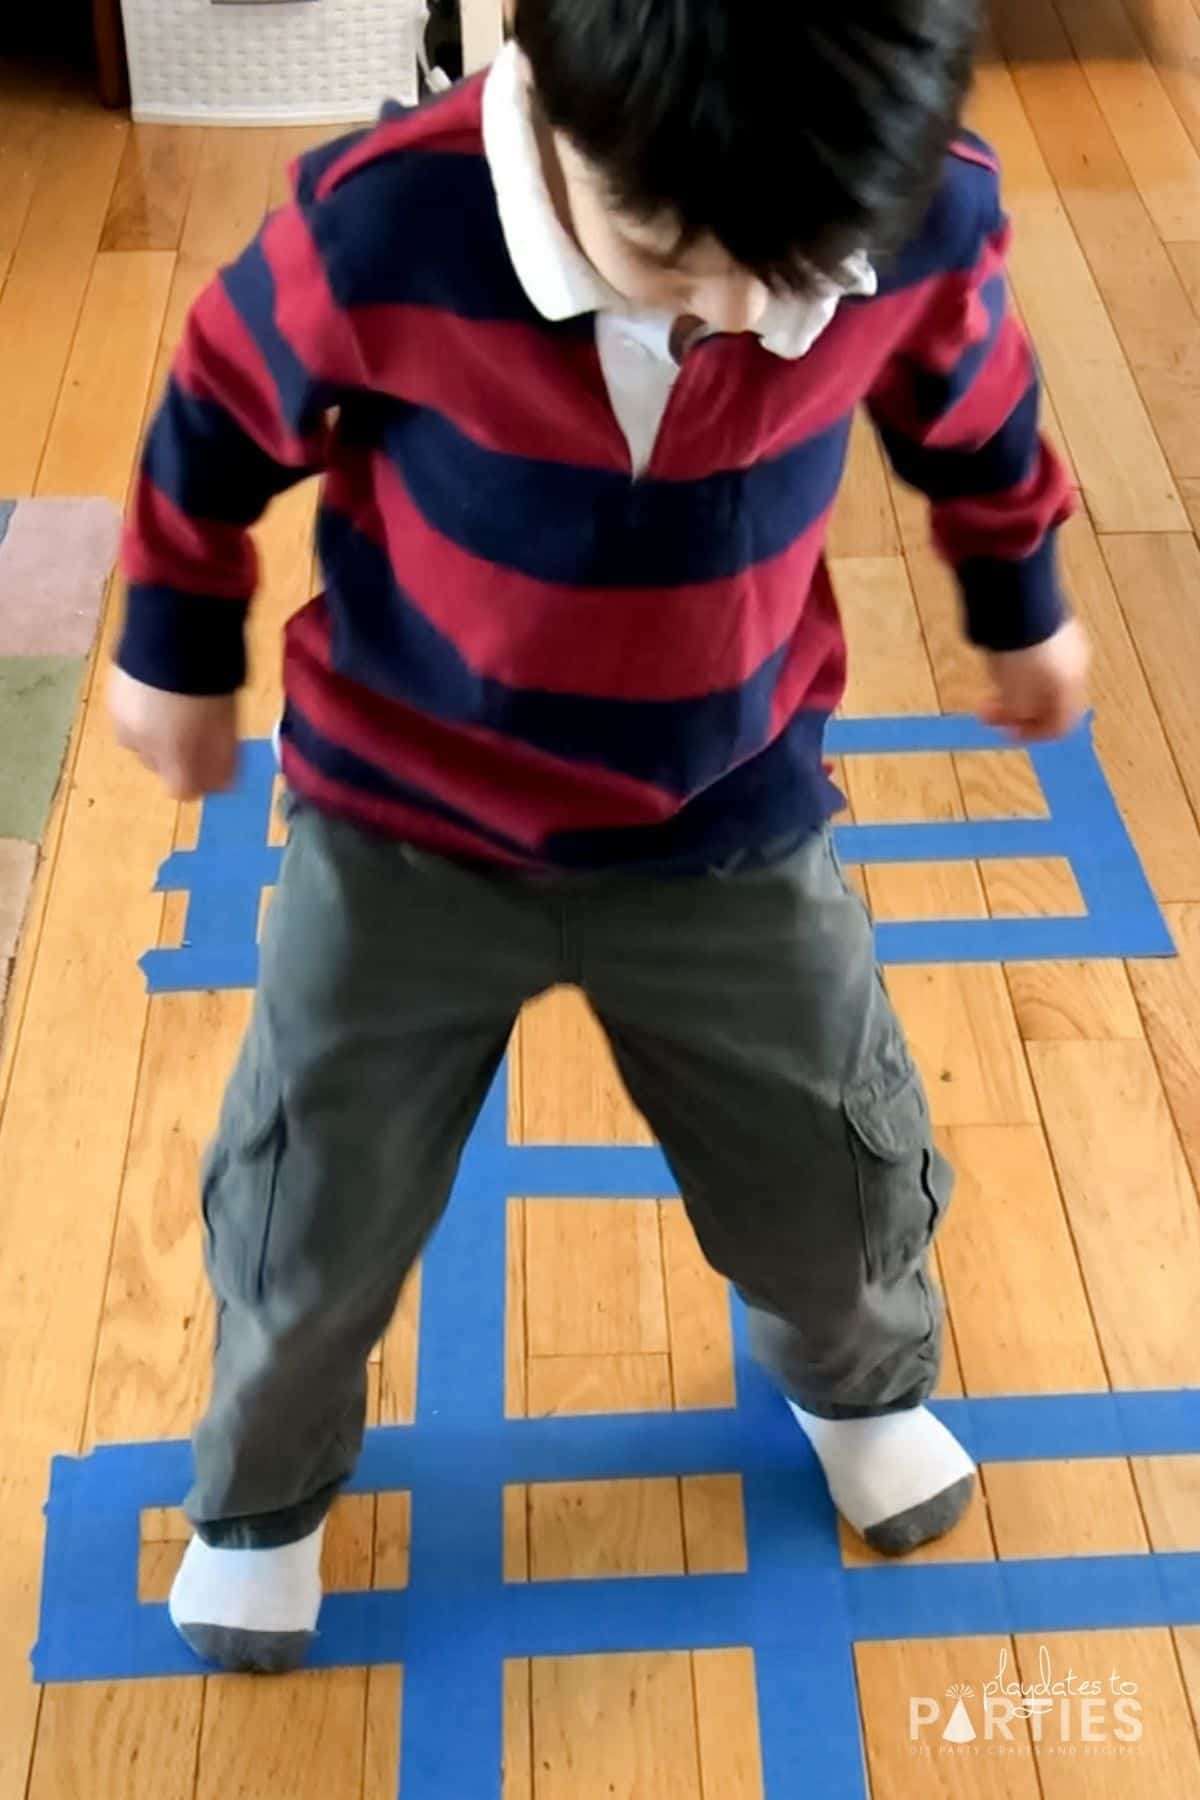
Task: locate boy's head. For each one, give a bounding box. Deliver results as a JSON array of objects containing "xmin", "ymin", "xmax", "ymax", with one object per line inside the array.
[{"xmin": 512, "ymin": 0, "xmax": 981, "ymax": 330}]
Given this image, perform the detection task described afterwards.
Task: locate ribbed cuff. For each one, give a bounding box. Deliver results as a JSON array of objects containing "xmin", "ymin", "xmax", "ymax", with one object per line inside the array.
[
  {"xmin": 959, "ymin": 534, "xmax": 1067, "ymax": 652},
  {"xmin": 117, "ymin": 583, "xmax": 250, "ymax": 695}
]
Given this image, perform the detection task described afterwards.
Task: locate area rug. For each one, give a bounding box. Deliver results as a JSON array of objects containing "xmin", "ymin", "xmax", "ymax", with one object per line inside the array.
[{"xmin": 0, "ymin": 497, "xmax": 120, "ymax": 1021}]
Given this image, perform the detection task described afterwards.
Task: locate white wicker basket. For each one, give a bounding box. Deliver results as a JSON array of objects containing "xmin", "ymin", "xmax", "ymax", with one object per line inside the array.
[{"xmin": 120, "ymin": 0, "xmax": 423, "ymax": 126}]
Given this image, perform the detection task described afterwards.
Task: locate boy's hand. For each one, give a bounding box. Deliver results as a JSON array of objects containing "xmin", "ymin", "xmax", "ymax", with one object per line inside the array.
[
  {"xmin": 110, "ymin": 666, "xmax": 239, "ymax": 799},
  {"xmin": 980, "ymin": 618, "xmax": 1090, "ymax": 742}
]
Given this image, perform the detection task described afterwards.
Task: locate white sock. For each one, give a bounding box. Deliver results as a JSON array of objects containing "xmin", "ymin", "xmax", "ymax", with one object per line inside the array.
[
  {"xmin": 169, "ymin": 1523, "xmax": 325, "ymax": 1636},
  {"xmin": 790, "ymin": 1402, "xmax": 976, "ymax": 1546}
]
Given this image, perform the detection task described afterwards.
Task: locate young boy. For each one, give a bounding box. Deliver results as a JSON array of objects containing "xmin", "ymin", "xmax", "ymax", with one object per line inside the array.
[{"xmin": 112, "ymin": 0, "xmax": 1087, "ymax": 1673}]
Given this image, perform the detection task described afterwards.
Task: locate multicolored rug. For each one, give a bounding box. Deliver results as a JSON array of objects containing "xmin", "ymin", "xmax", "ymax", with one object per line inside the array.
[{"xmin": 0, "ymin": 497, "xmax": 120, "ymax": 1020}]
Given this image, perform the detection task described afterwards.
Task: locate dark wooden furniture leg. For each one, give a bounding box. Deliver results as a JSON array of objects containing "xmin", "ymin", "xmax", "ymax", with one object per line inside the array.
[{"xmin": 93, "ymin": 0, "xmax": 130, "ymax": 109}]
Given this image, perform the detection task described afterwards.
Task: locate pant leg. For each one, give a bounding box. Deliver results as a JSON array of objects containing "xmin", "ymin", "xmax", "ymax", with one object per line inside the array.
[
  {"xmin": 190, "ymin": 805, "xmax": 558, "ymax": 1547},
  {"xmin": 579, "ymin": 829, "xmax": 953, "ymax": 1418}
]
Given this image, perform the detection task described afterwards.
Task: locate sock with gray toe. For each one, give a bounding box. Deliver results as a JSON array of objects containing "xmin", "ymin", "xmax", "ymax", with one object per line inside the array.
[
  {"xmin": 789, "ymin": 1402, "xmax": 976, "ymax": 1555},
  {"xmin": 168, "ymin": 1523, "xmax": 324, "ymax": 1673}
]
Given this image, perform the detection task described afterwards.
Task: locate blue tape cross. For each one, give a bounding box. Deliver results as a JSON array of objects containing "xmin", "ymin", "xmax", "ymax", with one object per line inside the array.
[
  {"xmin": 36, "ymin": 1070, "xmax": 1200, "ymax": 1796},
  {"xmin": 139, "ymin": 715, "xmax": 1172, "ymax": 994}
]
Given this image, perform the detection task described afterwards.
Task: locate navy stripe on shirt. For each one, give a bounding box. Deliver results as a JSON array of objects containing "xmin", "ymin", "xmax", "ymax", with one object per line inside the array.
[
  {"xmin": 307, "ymin": 149, "xmax": 540, "ymax": 324},
  {"xmin": 873, "ymin": 153, "xmax": 1003, "ymax": 297},
  {"xmin": 285, "ymin": 691, "xmax": 837, "ymax": 874},
  {"xmin": 386, "ymin": 405, "xmax": 851, "ymax": 589},
  {"xmin": 879, "ymin": 379, "xmax": 1040, "ymax": 501},
  {"xmin": 542, "ymin": 706, "xmax": 838, "ymax": 870},
  {"xmin": 222, "ymin": 239, "xmax": 340, "ymax": 440},
  {"xmin": 910, "ymin": 273, "xmax": 1008, "ymax": 422},
  {"xmin": 144, "ymin": 384, "xmax": 308, "ymax": 526},
  {"xmin": 960, "ymin": 534, "xmax": 1064, "ymax": 651},
  {"xmin": 319, "ymin": 505, "xmax": 795, "ymax": 795}
]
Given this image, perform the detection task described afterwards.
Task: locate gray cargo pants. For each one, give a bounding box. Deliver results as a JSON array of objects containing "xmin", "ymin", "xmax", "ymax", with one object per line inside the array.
[{"xmin": 190, "ymin": 803, "xmax": 952, "ymax": 1548}]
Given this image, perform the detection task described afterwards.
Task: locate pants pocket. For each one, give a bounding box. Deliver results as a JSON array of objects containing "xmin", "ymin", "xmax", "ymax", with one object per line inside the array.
[{"xmin": 843, "ymin": 1040, "xmax": 950, "ymax": 1286}]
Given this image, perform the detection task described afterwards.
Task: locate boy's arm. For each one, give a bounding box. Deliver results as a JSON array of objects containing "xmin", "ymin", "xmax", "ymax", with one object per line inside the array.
[
  {"xmin": 867, "ymin": 158, "xmax": 1087, "ymax": 739},
  {"xmin": 113, "ymin": 187, "xmax": 361, "ymax": 794}
]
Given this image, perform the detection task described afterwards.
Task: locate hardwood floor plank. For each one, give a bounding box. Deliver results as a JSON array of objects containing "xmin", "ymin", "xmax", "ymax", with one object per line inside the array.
[
  {"xmin": 0, "ymin": 108, "xmax": 126, "ymax": 494},
  {"xmin": 528, "ymin": 1477, "xmax": 686, "ymax": 1581},
  {"xmin": 28, "ymin": 1681, "xmax": 204, "ymax": 1800},
  {"xmin": 100, "ymin": 125, "xmax": 203, "ymax": 253},
  {"xmin": 1014, "ymin": 1629, "xmax": 1200, "ymax": 1795},
  {"xmin": 857, "ymin": 1636, "xmax": 1040, "ymax": 1797},
  {"xmin": 995, "ymin": 0, "xmax": 1200, "ymax": 480},
  {"xmin": 1059, "ymin": 515, "xmax": 1200, "ymax": 904},
  {"xmin": 1100, "ymin": 533, "xmax": 1200, "ymax": 821},
  {"xmin": 1128, "ymin": 903, "xmax": 1200, "ymax": 1189},
  {"xmin": 526, "ymin": 1353, "xmax": 674, "ymax": 1417},
  {"xmin": 530, "ymin": 1654, "xmax": 703, "ymax": 1800},
  {"xmin": 1005, "ymin": 959, "xmax": 1144, "ymax": 1043},
  {"xmin": 0, "ymin": 83, "xmax": 58, "ymax": 288},
  {"xmin": 826, "ymin": 412, "xmax": 900, "ymax": 559},
  {"xmin": 0, "ymin": 523, "xmax": 174, "ymax": 1800},
  {"xmin": 939, "ymin": 1124, "xmax": 1108, "ymax": 1391},
  {"xmin": 1127, "ymin": 0, "xmax": 1200, "ymax": 164},
  {"xmin": 1029, "ymin": 1040, "xmax": 1200, "ymax": 1386},
  {"xmin": 519, "ymin": 988, "xmax": 651, "ymax": 1145},
  {"xmin": 834, "ymin": 554, "xmax": 940, "ymax": 715},
  {"xmin": 525, "ymin": 1199, "xmax": 669, "ymax": 1358},
  {"xmin": 195, "ymin": 1668, "xmax": 368, "ymax": 1798},
  {"xmin": 1054, "ymin": 0, "xmax": 1200, "ymax": 242},
  {"xmin": 660, "ymin": 1199, "xmax": 735, "ymax": 1411},
  {"xmin": 692, "ymin": 1651, "xmax": 765, "ymax": 1800},
  {"xmin": 968, "ymin": 59, "xmax": 1187, "ymax": 531},
  {"xmin": 86, "ymin": 990, "xmax": 248, "ymax": 1445},
  {"xmin": 37, "ymin": 250, "xmax": 175, "ymax": 504}
]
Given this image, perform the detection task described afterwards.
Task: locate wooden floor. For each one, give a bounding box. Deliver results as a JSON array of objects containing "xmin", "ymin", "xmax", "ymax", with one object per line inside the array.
[{"xmin": 3, "ymin": 6, "xmax": 1200, "ymax": 1791}]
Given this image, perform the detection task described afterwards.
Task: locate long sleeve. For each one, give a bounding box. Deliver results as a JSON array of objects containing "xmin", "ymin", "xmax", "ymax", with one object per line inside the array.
[
  {"xmin": 868, "ymin": 145, "xmax": 1075, "ymax": 653},
  {"xmin": 119, "ymin": 188, "xmax": 363, "ymax": 695}
]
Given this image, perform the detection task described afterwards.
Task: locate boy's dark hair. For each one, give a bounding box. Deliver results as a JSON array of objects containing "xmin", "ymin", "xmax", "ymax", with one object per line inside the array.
[{"xmin": 512, "ymin": 0, "xmax": 982, "ymax": 293}]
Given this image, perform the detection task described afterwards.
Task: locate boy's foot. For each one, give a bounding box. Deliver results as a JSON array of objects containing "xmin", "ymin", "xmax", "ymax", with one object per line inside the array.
[
  {"xmin": 168, "ymin": 1523, "xmax": 325, "ymax": 1672},
  {"xmin": 790, "ymin": 1402, "xmax": 976, "ymax": 1555}
]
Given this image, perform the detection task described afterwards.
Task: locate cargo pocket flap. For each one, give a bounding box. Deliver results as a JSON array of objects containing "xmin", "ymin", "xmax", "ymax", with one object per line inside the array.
[{"xmin": 844, "ymin": 1063, "xmax": 927, "ymax": 1162}]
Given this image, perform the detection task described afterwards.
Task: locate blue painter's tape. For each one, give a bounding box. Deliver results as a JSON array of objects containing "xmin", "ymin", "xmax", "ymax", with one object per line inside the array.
[
  {"xmin": 874, "ymin": 911, "xmax": 1173, "ymax": 964},
  {"xmin": 140, "ymin": 942, "xmax": 262, "ymax": 993},
  {"xmin": 936, "ymin": 1389, "xmax": 1200, "ymax": 1462},
  {"xmin": 827, "ymin": 713, "xmax": 1011, "ymax": 755},
  {"xmin": 155, "ymin": 848, "xmax": 283, "ymax": 894},
  {"xmin": 846, "ymin": 1550, "xmax": 1200, "ymax": 1641},
  {"xmin": 140, "ymin": 715, "xmax": 1172, "ymax": 992},
  {"xmin": 835, "ymin": 817, "xmax": 1063, "ymax": 864},
  {"xmin": 490, "ymin": 1143, "xmax": 675, "ymax": 1197}
]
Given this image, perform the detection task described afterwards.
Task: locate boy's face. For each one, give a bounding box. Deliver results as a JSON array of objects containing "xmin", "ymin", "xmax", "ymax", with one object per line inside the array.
[{"xmin": 554, "ymin": 133, "xmax": 771, "ymax": 333}]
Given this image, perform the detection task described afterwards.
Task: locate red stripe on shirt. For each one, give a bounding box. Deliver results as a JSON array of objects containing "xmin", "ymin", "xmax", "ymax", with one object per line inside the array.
[
  {"xmin": 281, "ymin": 736, "xmax": 534, "ymax": 867},
  {"xmin": 285, "ymin": 599, "xmax": 687, "ymax": 842},
  {"xmin": 340, "ymin": 450, "xmax": 839, "ymax": 699},
  {"xmin": 925, "ymin": 313, "xmax": 1035, "ymax": 449},
  {"xmin": 123, "ymin": 477, "xmax": 258, "ymax": 598},
  {"xmin": 932, "ymin": 445, "xmax": 1075, "ymax": 564},
  {"xmin": 351, "ymin": 303, "xmax": 628, "ymax": 469},
  {"xmin": 177, "ymin": 282, "xmax": 312, "ymax": 468}
]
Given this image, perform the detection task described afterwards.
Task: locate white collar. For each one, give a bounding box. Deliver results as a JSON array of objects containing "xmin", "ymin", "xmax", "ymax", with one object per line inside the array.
[{"xmin": 481, "ymin": 42, "xmax": 876, "ymax": 361}]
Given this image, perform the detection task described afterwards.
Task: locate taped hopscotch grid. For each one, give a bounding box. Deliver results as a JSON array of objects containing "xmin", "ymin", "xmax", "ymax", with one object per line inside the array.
[
  {"xmin": 38, "ymin": 709, "xmax": 1191, "ymax": 1793},
  {"xmin": 34, "ymin": 1066, "xmax": 1200, "ymax": 1796},
  {"xmin": 139, "ymin": 714, "xmax": 1173, "ymax": 994}
]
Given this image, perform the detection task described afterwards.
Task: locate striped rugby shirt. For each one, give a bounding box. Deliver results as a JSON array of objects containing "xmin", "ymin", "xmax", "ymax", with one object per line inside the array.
[{"xmin": 119, "ymin": 76, "xmax": 1074, "ymax": 873}]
